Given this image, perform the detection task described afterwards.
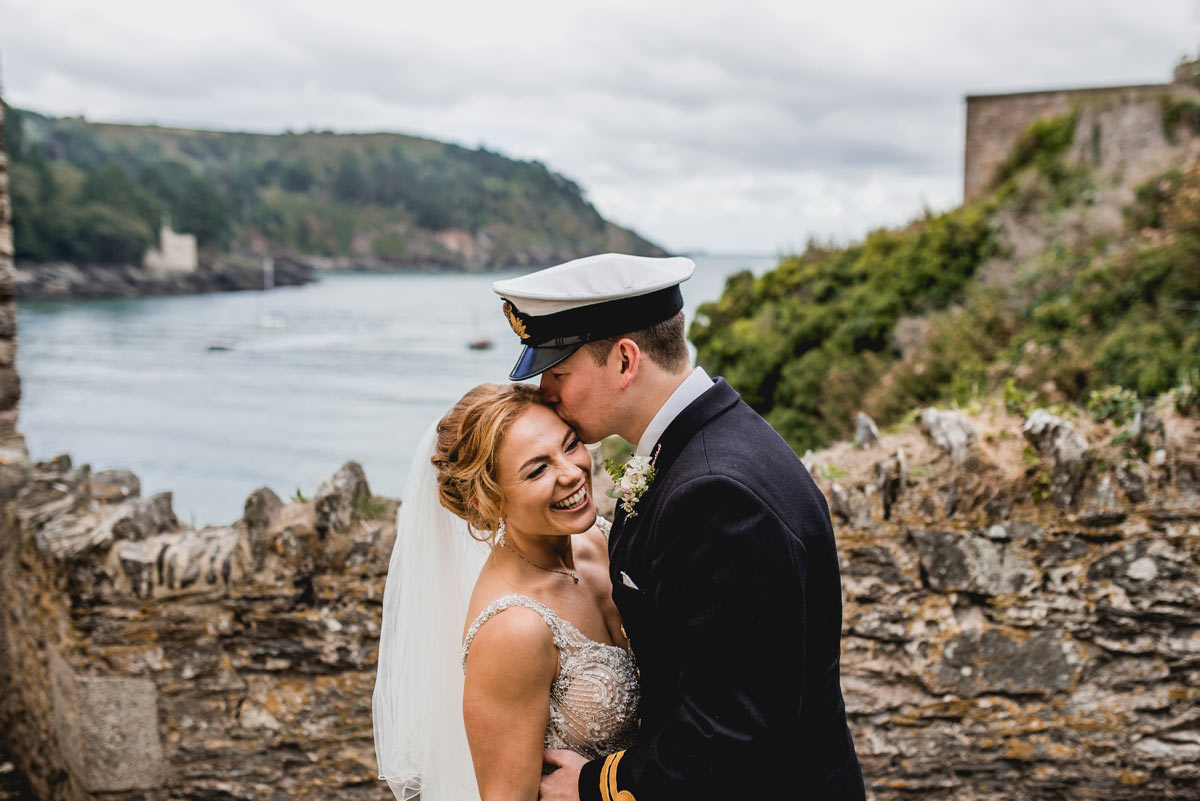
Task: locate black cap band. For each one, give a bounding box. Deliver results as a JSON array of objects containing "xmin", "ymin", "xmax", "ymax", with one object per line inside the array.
[{"xmin": 504, "ymin": 285, "xmax": 684, "ymax": 348}]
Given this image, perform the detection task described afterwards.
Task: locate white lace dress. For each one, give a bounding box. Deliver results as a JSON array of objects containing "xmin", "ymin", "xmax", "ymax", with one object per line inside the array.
[{"xmin": 461, "ymin": 593, "xmax": 641, "ymax": 759}]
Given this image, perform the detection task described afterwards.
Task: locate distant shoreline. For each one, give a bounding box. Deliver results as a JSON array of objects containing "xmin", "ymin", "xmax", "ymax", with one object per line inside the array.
[
  {"xmin": 12, "ymin": 251, "xmax": 775, "ymax": 303},
  {"xmin": 14, "ymin": 257, "xmax": 315, "ymax": 302}
]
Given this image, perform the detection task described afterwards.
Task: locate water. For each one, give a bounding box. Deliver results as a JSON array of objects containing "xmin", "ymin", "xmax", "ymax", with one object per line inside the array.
[{"xmin": 17, "ymin": 255, "xmax": 777, "ymax": 525}]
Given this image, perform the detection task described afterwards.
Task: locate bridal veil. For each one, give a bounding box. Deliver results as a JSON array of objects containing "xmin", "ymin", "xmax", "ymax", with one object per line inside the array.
[{"xmin": 373, "ymin": 419, "xmax": 490, "ymax": 801}]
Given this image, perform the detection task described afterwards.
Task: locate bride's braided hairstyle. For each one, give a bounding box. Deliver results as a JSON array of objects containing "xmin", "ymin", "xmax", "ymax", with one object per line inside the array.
[{"xmin": 431, "ymin": 382, "xmax": 544, "ymax": 543}]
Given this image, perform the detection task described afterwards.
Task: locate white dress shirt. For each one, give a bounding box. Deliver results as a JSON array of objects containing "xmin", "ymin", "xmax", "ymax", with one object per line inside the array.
[{"xmin": 635, "ymin": 366, "xmax": 713, "ymax": 457}]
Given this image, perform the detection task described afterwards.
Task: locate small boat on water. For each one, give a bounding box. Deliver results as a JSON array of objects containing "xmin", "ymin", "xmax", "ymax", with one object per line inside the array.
[
  {"xmin": 206, "ymin": 338, "xmax": 235, "ymax": 352},
  {"xmin": 258, "ymin": 314, "xmax": 289, "ymax": 329},
  {"xmin": 467, "ymin": 337, "xmax": 494, "ymax": 351}
]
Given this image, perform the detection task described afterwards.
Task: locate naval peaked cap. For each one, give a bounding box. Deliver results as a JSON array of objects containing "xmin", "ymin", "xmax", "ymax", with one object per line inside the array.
[{"xmin": 493, "ymin": 253, "xmax": 695, "ymax": 380}]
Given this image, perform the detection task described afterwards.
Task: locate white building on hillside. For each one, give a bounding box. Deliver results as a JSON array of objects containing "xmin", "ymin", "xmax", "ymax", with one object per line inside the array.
[{"xmin": 143, "ymin": 222, "xmax": 198, "ymax": 274}]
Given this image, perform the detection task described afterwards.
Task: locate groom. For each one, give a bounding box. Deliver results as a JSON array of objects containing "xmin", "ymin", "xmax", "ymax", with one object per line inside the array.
[{"xmin": 493, "ymin": 254, "xmax": 864, "ymax": 801}]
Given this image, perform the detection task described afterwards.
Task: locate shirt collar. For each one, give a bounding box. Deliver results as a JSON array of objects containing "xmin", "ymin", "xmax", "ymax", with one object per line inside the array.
[{"xmin": 635, "ymin": 366, "xmax": 713, "ymax": 457}]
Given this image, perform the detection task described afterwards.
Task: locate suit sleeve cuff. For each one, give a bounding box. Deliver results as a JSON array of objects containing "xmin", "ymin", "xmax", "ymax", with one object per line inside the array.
[{"xmin": 578, "ymin": 756, "xmax": 605, "ymax": 801}]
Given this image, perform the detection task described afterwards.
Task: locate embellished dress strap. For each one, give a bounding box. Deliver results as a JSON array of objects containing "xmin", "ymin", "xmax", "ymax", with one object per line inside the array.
[
  {"xmin": 594, "ymin": 514, "xmax": 612, "ymax": 540},
  {"xmin": 462, "ymin": 594, "xmax": 568, "ymax": 671}
]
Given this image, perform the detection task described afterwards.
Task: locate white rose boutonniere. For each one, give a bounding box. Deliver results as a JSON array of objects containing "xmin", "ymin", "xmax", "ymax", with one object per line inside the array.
[{"xmin": 603, "ymin": 446, "xmax": 661, "ymax": 518}]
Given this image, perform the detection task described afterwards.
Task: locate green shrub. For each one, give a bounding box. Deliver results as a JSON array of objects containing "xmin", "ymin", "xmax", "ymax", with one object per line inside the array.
[
  {"xmin": 352, "ymin": 493, "xmax": 390, "ymax": 520},
  {"xmin": 1162, "ymin": 96, "xmax": 1200, "ymax": 143},
  {"xmin": 63, "ymin": 204, "xmax": 154, "ymax": 264},
  {"xmin": 1086, "ymin": 386, "xmax": 1142, "ymax": 424},
  {"xmin": 1172, "ymin": 375, "xmax": 1198, "ymax": 416},
  {"xmin": 1095, "ymin": 320, "xmax": 1190, "ymax": 397},
  {"xmin": 991, "ymin": 112, "xmax": 1078, "ymax": 189},
  {"xmin": 1125, "ymin": 169, "xmax": 1184, "ymax": 230},
  {"xmin": 692, "ymin": 202, "xmax": 998, "ymax": 452}
]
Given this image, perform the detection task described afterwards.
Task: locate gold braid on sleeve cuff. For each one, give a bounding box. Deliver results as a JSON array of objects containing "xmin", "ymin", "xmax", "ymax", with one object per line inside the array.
[{"xmin": 600, "ymin": 750, "xmax": 636, "ymax": 801}]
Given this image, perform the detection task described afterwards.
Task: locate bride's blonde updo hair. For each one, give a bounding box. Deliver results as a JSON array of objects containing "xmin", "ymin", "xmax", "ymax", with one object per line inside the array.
[{"xmin": 432, "ymin": 382, "xmax": 545, "ymax": 543}]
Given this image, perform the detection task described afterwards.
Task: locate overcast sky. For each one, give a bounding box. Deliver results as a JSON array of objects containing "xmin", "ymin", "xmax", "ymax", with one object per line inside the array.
[{"xmin": 1, "ymin": 0, "xmax": 1197, "ymax": 253}]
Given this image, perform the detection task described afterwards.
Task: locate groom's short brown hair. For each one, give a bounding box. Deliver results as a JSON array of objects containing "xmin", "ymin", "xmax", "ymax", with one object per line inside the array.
[{"xmin": 584, "ymin": 311, "xmax": 690, "ymax": 373}]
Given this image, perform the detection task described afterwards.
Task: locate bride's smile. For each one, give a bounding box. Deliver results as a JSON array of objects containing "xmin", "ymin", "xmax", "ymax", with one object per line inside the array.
[{"xmin": 550, "ymin": 484, "xmax": 589, "ymax": 512}]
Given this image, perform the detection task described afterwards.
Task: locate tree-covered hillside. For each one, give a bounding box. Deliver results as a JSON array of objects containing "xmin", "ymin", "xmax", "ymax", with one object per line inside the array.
[
  {"xmin": 692, "ymin": 88, "xmax": 1200, "ymax": 454},
  {"xmin": 3, "ymin": 104, "xmax": 664, "ymax": 268}
]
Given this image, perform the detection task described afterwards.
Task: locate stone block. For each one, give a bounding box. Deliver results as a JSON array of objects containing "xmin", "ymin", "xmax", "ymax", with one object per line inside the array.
[
  {"xmin": 0, "ymin": 338, "xmax": 16, "ymax": 368},
  {"xmin": 114, "ymin": 525, "xmax": 247, "ymax": 599},
  {"xmin": 243, "ymin": 487, "xmax": 282, "ymax": 569},
  {"xmin": 1086, "ymin": 540, "xmax": 1184, "ymax": 594},
  {"xmin": 854, "ymin": 412, "xmax": 880, "ymax": 449},
  {"xmin": 0, "ymin": 451, "xmax": 33, "ymax": 506},
  {"xmin": 49, "ymin": 650, "xmax": 166, "ymax": 792},
  {"xmin": 111, "ymin": 491, "xmax": 177, "ymax": 541},
  {"xmin": 913, "ymin": 529, "xmax": 1037, "ymax": 595},
  {"xmin": 1023, "ymin": 409, "xmax": 1092, "ymax": 507},
  {"xmin": 874, "ymin": 450, "xmax": 905, "ymax": 520},
  {"xmin": 0, "ymin": 163, "xmax": 9, "ymax": 219},
  {"xmin": 1116, "ymin": 460, "xmax": 1151, "ymax": 503},
  {"xmin": 87, "ymin": 469, "xmax": 140, "ymax": 503},
  {"xmin": 0, "ymin": 366, "xmax": 20, "ymax": 411},
  {"xmin": 0, "ymin": 223, "xmax": 12, "ymax": 262},
  {"xmin": 35, "ymin": 453, "xmax": 71, "ymax": 473},
  {"xmin": 314, "ymin": 461, "xmax": 370, "ymax": 536},
  {"xmin": 277, "ymin": 523, "xmax": 320, "ymax": 575},
  {"xmin": 0, "ymin": 405, "xmax": 20, "ymax": 438},
  {"xmin": 0, "ymin": 303, "xmax": 15, "ymax": 338},
  {"xmin": 830, "ymin": 482, "xmax": 854, "ymax": 523},
  {"xmin": 1130, "ymin": 407, "xmax": 1167, "ymax": 450},
  {"xmin": 115, "ymin": 538, "xmax": 161, "ymax": 597},
  {"xmin": 920, "ymin": 408, "xmax": 977, "ymax": 464},
  {"xmin": 243, "ymin": 485, "xmax": 282, "ymax": 536},
  {"xmin": 1074, "ymin": 474, "xmax": 1127, "ymax": 526},
  {"xmin": 87, "ymin": 491, "xmax": 178, "ymax": 553},
  {"xmin": 0, "ymin": 265, "xmax": 13, "ymax": 304},
  {"xmin": 933, "ymin": 629, "xmax": 1085, "ymax": 696}
]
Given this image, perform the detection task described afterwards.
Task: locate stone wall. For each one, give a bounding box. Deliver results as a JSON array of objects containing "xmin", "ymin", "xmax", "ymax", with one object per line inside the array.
[
  {"xmin": 0, "ymin": 85, "xmax": 37, "ymax": 801},
  {"xmin": 809, "ymin": 399, "xmax": 1200, "ymax": 799},
  {"xmin": 2, "ymin": 398, "xmax": 1197, "ymax": 801},
  {"xmin": 1, "ymin": 458, "xmax": 399, "ymax": 801},
  {"xmin": 962, "ymin": 76, "xmax": 1196, "ymax": 202},
  {"xmin": 0, "ymin": 101, "xmax": 25, "ymax": 453}
]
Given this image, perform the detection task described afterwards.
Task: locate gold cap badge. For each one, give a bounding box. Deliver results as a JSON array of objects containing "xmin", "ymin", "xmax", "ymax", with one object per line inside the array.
[{"xmin": 503, "ymin": 302, "xmax": 530, "ymax": 340}]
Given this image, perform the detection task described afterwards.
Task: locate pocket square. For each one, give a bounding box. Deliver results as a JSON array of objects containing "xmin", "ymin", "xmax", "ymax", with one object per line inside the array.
[{"xmin": 620, "ymin": 571, "xmax": 640, "ymax": 590}]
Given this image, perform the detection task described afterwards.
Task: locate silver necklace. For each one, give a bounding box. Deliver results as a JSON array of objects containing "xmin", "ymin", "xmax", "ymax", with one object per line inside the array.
[
  {"xmin": 500, "ymin": 541, "xmax": 579, "ymax": 584},
  {"xmin": 496, "ymin": 518, "xmax": 579, "ymax": 583}
]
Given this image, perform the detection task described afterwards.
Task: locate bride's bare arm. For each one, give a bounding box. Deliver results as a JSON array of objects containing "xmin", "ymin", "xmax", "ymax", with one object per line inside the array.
[{"xmin": 462, "ymin": 606, "xmax": 559, "ymax": 801}]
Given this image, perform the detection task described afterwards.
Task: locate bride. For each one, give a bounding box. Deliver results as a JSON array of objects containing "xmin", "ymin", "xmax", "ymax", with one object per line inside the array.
[{"xmin": 373, "ymin": 382, "xmax": 640, "ymax": 801}]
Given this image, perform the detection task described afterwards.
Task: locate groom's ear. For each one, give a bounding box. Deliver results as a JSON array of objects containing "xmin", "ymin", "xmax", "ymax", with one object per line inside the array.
[{"xmin": 614, "ymin": 338, "xmax": 641, "ymax": 388}]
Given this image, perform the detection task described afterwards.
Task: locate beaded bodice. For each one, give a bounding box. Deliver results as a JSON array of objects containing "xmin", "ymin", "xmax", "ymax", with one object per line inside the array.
[{"xmin": 462, "ymin": 594, "xmax": 641, "ymax": 760}]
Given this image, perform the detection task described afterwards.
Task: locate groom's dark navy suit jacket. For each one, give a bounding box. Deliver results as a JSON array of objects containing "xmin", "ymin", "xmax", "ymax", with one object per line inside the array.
[{"xmin": 578, "ymin": 378, "xmax": 864, "ymax": 801}]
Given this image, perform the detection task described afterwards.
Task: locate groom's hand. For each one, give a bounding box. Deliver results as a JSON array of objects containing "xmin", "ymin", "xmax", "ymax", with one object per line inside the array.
[{"xmin": 540, "ymin": 748, "xmax": 585, "ymax": 801}]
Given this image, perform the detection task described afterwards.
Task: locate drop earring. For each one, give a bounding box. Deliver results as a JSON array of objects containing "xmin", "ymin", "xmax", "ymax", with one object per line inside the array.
[{"xmin": 495, "ymin": 517, "xmax": 506, "ymax": 546}]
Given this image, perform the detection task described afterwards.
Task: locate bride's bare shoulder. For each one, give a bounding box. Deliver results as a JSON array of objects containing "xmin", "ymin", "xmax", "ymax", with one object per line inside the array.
[{"xmin": 462, "ymin": 598, "xmax": 557, "ymax": 681}]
